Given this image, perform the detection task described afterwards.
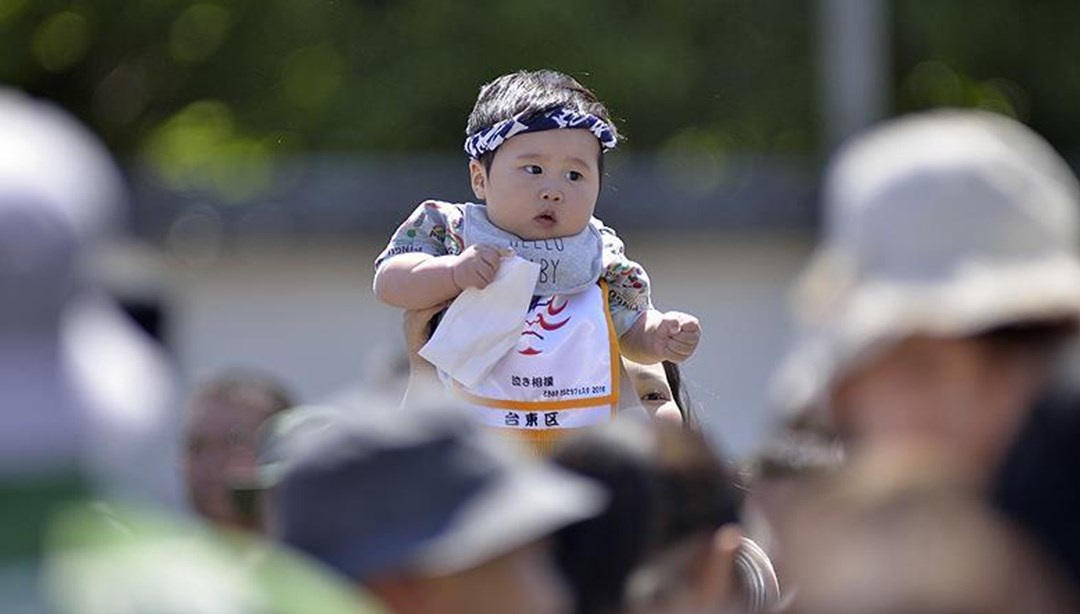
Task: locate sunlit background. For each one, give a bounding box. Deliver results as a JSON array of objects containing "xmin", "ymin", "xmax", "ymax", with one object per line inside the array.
[{"xmin": 4, "ymin": 0, "xmax": 1077, "ymax": 456}]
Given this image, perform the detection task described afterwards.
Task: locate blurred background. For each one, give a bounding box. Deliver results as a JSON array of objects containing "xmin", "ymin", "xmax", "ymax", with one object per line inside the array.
[{"xmin": 4, "ymin": 0, "xmax": 1077, "ymax": 457}]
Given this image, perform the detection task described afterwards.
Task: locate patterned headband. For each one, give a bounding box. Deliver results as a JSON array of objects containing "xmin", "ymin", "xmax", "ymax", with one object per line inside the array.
[{"xmin": 464, "ymin": 107, "xmax": 618, "ymax": 159}]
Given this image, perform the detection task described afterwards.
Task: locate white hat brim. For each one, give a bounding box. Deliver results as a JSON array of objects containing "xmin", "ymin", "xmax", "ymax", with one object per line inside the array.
[{"xmin": 774, "ymin": 248, "xmax": 1080, "ymax": 418}]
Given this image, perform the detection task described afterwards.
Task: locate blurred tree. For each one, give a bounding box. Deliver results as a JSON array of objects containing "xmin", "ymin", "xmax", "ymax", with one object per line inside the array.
[
  {"xmin": 1, "ymin": 0, "xmax": 820, "ymax": 201},
  {"xmin": 893, "ymin": 0, "xmax": 1080, "ymax": 151},
  {"xmin": 13, "ymin": 1, "xmax": 1079, "ymax": 204},
  {"xmin": 5, "ymin": 0, "xmax": 1080, "ymax": 161},
  {"xmin": 0, "ymin": 0, "xmax": 817, "ymax": 159}
]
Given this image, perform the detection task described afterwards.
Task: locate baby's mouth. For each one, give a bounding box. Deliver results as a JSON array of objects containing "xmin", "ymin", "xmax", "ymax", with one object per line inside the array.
[{"xmin": 534, "ymin": 211, "xmax": 557, "ymax": 226}]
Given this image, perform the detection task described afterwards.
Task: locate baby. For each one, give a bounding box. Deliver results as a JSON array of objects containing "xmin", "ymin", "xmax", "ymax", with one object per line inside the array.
[{"xmin": 374, "ymin": 70, "xmax": 700, "ymax": 450}]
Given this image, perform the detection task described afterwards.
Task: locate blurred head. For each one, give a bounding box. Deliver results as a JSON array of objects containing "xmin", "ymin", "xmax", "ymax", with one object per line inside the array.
[
  {"xmin": 775, "ymin": 110, "xmax": 1080, "ymax": 479},
  {"xmin": 832, "ymin": 323, "xmax": 1072, "ymax": 484},
  {"xmin": 0, "ymin": 89, "xmax": 123, "ymax": 331},
  {"xmin": 748, "ymin": 418, "xmax": 845, "ymax": 491},
  {"xmin": 273, "ymin": 402, "xmax": 605, "ymax": 614},
  {"xmin": 183, "ymin": 370, "xmax": 294, "ymax": 530},
  {"xmin": 0, "ymin": 89, "xmax": 123, "ymax": 473},
  {"xmin": 0, "ymin": 89, "xmax": 179, "ymax": 505},
  {"xmin": 465, "ymin": 70, "xmax": 618, "ymax": 240},
  {"xmin": 743, "ymin": 419, "xmax": 845, "ymax": 567},
  {"xmin": 367, "ymin": 541, "xmax": 571, "ymax": 614},
  {"xmin": 223, "ymin": 404, "xmax": 347, "ymax": 535},
  {"xmin": 553, "ymin": 420, "xmax": 776, "ymax": 614}
]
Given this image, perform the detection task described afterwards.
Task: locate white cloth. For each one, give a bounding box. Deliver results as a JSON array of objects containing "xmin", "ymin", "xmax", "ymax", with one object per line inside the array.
[
  {"xmin": 454, "ymin": 284, "xmax": 619, "ymax": 434},
  {"xmin": 419, "ymin": 256, "xmax": 539, "ymax": 388}
]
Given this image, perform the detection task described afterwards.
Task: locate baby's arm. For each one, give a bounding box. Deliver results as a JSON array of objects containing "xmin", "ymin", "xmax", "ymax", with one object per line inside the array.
[
  {"xmin": 593, "ymin": 218, "xmax": 700, "ymax": 364},
  {"xmin": 619, "ymin": 309, "xmax": 701, "ymax": 365},
  {"xmin": 374, "ymin": 245, "xmax": 506, "ymax": 309}
]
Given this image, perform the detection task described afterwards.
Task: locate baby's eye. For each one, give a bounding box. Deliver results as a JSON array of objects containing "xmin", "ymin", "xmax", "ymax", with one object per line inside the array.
[
  {"xmin": 566, "ymin": 170, "xmax": 583, "ymax": 181},
  {"xmin": 642, "ymin": 392, "xmax": 669, "ymax": 402},
  {"xmin": 523, "ymin": 165, "xmax": 543, "ymax": 175}
]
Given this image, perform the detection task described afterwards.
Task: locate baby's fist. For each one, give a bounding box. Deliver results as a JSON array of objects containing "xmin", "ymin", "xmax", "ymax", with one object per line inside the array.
[
  {"xmin": 656, "ymin": 311, "xmax": 701, "ymax": 362},
  {"xmin": 452, "ymin": 244, "xmax": 506, "ymax": 290}
]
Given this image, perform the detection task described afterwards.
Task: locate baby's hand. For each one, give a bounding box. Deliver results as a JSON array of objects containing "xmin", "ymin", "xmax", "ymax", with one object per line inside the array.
[
  {"xmin": 451, "ymin": 244, "xmax": 508, "ymax": 290},
  {"xmin": 650, "ymin": 311, "xmax": 701, "ymax": 363}
]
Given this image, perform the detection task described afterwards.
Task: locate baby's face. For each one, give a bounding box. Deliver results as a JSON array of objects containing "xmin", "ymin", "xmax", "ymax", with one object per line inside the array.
[{"xmin": 470, "ymin": 129, "xmax": 601, "ymax": 240}]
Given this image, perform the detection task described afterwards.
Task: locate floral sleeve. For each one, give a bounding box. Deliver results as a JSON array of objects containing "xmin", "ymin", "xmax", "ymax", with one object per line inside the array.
[
  {"xmin": 374, "ymin": 200, "xmax": 466, "ymax": 271},
  {"xmin": 594, "ymin": 218, "xmax": 652, "ymax": 337}
]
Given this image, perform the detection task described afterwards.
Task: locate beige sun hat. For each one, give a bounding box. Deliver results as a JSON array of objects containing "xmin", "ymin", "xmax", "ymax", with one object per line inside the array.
[{"xmin": 773, "ymin": 109, "xmax": 1080, "ymax": 419}]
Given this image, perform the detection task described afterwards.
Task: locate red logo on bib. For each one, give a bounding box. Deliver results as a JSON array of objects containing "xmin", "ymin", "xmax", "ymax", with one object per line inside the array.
[{"xmin": 518, "ymin": 297, "xmax": 570, "ymax": 356}]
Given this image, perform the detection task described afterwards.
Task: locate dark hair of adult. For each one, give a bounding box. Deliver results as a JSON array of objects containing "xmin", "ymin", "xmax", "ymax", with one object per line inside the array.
[
  {"xmin": 465, "ymin": 69, "xmax": 620, "ymax": 173},
  {"xmin": 746, "ymin": 416, "xmax": 845, "ymax": 485},
  {"xmin": 661, "ymin": 360, "xmax": 699, "ymax": 427},
  {"xmin": 974, "ymin": 318, "xmax": 1077, "ymax": 356},
  {"xmin": 551, "ymin": 420, "xmax": 743, "ymax": 614},
  {"xmin": 190, "ymin": 369, "xmax": 295, "ymax": 417}
]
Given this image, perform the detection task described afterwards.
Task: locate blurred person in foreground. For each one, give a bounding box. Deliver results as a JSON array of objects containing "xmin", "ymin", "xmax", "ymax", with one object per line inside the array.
[
  {"xmin": 769, "ymin": 109, "xmax": 1080, "ymax": 600},
  {"xmin": 0, "ymin": 89, "xmax": 179, "ymax": 503},
  {"xmin": 740, "ymin": 417, "xmax": 844, "ymax": 602},
  {"xmin": 782, "ymin": 443, "xmax": 1078, "ymax": 614},
  {"xmin": 183, "ymin": 369, "xmax": 294, "ymax": 532},
  {"xmin": 272, "ymin": 400, "xmax": 607, "ymax": 614},
  {"xmin": 0, "ymin": 87, "xmax": 179, "ymax": 610},
  {"xmin": 227, "ymin": 403, "xmax": 348, "ymax": 536},
  {"xmin": 552, "ymin": 419, "xmax": 780, "ymax": 614},
  {"xmin": 773, "ymin": 109, "xmax": 1080, "ymax": 487},
  {"xmin": 0, "ymin": 88, "xmax": 383, "ymax": 614},
  {"xmin": 992, "ymin": 334, "xmax": 1080, "ymax": 589}
]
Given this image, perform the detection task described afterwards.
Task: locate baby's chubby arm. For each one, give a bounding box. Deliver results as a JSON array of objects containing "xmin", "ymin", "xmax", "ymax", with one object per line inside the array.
[
  {"xmin": 619, "ymin": 308, "xmax": 701, "ymax": 365},
  {"xmin": 374, "ymin": 244, "xmax": 510, "ymax": 309}
]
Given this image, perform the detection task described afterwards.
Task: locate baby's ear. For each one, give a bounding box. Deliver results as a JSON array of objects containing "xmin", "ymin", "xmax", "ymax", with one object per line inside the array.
[{"xmin": 468, "ymin": 159, "xmax": 487, "ymax": 200}]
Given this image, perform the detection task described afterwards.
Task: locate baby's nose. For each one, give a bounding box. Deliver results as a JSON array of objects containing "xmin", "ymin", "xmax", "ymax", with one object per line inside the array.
[{"xmin": 540, "ymin": 188, "xmax": 563, "ymax": 202}]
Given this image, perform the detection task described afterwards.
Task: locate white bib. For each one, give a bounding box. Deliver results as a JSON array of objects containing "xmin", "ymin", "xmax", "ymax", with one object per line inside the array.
[{"xmin": 451, "ymin": 282, "xmax": 620, "ymax": 451}]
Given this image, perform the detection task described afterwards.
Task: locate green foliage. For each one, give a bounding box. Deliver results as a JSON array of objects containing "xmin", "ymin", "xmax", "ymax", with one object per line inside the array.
[
  {"xmin": 0, "ymin": 0, "xmax": 820, "ymax": 200},
  {"xmin": 15, "ymin": 1, "xmax": 1080, "ymax": 202},
  {"xmin": 6, "ymin": 0, "xmax": 1080, "ymax": 164},
  {"xmin": 893, "ymin": 0, "xmax": 1080, "ymax": 150},
  {"xmin": 0, "ymin": 0, "xmax": 817, "ymax": 158}
]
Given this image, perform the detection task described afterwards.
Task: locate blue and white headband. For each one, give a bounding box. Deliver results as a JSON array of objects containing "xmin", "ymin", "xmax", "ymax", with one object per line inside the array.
[{"xmin": 464, "ymin": 107, "xmax": 618, "ymax": 159}]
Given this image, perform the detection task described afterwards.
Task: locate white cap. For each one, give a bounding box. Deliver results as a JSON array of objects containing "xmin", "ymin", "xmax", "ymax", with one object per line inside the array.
[
  {"xmin": 774, "ymin": 110, "xmax": 1080, "ymax": 417},
  {"xmin": 0, "ymin": 88, "xmax": 178, "ymax": 506}
]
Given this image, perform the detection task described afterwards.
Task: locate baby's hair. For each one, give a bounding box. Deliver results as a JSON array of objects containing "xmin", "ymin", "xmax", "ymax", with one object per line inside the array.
[{"xmin": 465, "ymin": 69, "xmax": 620, "ymax": 172}]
